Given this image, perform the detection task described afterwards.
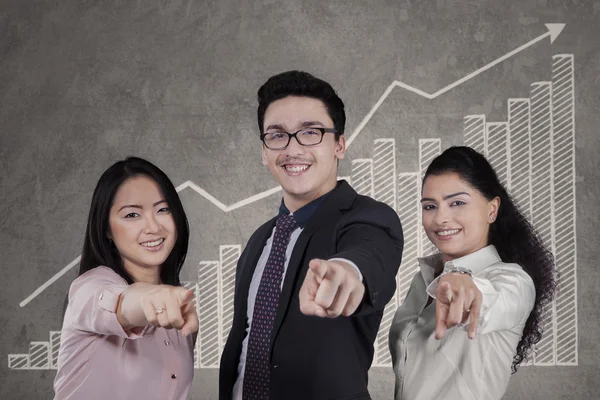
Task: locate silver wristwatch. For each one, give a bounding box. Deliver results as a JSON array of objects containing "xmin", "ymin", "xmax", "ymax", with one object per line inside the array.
[{"xmin": 440, "ymin": 265, "xmax": 473, "ymax": 279}]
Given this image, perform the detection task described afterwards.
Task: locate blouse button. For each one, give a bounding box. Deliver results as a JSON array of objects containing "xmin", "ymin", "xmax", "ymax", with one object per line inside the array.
[
  {"xmin": 171, "ymin": 374, "xmax": 177, "ymax": 379},
  {"xmin": 164, "ymin": 340, "xmax": 171, "ymax": 346},
  {"xmin": 99, "ymin": 294, "xmax": 103, "ymax": 300}
]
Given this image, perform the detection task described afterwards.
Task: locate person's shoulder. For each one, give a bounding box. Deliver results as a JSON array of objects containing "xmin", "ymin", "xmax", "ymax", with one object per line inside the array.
[
  {"xmin": 354, "ymin": 193, "xmax": 391, "ymax": 208},
  {"xmin": 490, "ymin": 260, "xmax": 535, "ymax": 288},
  {"xmin": 67, "ymin": 266, "xmax": 128, "ymax": 303},
  {"xmin": 72, "ymin": 266, "xmax": 128, "ymax": 287},
  {"xmin": 348, "ymin": 194, "xmax": 400, "ymax": 219},
  {"xmin": 336, "ymin": 194, "xmax": 403, "ymax": 237}
]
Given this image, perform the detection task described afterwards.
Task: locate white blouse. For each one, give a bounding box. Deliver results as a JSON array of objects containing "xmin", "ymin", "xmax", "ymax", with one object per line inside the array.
[{"xmin": 389, "ymin": 245, "xmax": 535, "ymax": 400}]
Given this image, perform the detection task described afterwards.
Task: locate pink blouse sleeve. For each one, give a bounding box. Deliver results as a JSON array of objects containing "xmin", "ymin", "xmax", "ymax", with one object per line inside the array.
[{"xmin": 65, "ymin": 266, "xmax": 149, "ymax": 338}]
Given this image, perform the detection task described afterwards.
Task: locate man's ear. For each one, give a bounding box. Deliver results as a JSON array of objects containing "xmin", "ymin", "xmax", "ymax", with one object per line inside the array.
[
  {"xmin": 261, "ymin": 144, "xmax": 268, "ymax": 166},
  {"xmin": 335, "ymin": 135, "xmax": 346, "ymax": 160}
]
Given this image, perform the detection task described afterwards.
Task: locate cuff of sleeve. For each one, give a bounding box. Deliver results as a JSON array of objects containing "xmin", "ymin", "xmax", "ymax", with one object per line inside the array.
[
  {"xmin": 471, "ymin": 276, "xmax": 498, "ymax": 323},
  {"xmin": 99, "ymin": 286, "xmax": 151, "ymax": 339},
  {"xmin": 426, "ymin": 276, "xmax": 441, "ymax": 299},
  {"xmin": 328, "ymin": 258, "xmax": 363, "ymax": 282}
]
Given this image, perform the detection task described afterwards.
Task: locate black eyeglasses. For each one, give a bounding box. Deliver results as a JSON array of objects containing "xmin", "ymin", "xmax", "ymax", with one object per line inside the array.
[{"xmin": 260, "ymin": 127, "xmax": 338, "ymax": 150}]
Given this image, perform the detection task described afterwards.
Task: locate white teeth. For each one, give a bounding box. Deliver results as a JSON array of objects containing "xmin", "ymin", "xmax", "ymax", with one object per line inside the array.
[
  {"xmin": 436, "ymin": 229, "xmax": 460, "ymax": 236},
  {"xmin": 284, "ymin": 164, "xmax": 309, "ymax": 173},
  {"xmin": 141, "ymin": 238, "xmax": 164, "ymax": 247}
]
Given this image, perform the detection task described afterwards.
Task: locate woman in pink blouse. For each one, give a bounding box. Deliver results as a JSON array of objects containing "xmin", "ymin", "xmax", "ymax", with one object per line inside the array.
[{"xmin": 54, "ymin": 157, "xmax": 198, "ymax": 400}]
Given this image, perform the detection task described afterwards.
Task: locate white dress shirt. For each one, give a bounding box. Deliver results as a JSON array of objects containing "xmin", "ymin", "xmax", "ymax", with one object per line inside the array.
[{"xmin": 389, "ymin": 245, "xmax": 536, "ymax": 400}]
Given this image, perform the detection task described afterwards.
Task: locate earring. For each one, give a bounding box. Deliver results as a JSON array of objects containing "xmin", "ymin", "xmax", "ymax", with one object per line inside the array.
[{"xmin": 490, "ymin": 215, "xmax": 495, "ymax": 222}]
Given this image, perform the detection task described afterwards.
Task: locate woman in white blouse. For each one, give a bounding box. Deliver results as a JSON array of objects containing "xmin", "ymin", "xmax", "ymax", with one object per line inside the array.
[{"xmin": 389, "ymin": 146, "xmax": 556, "ymax": 400}]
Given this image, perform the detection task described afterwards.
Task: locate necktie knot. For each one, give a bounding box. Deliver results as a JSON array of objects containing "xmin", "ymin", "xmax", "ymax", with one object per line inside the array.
[{"xmin": 276, "ymin": 213, "xmax": 297, "ymax": 236}]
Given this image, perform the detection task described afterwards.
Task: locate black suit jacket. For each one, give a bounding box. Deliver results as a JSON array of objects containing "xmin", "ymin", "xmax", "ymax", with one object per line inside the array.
[{"xmin": 219, "ymin": 181, "xmax": 404, "ymax": 400}]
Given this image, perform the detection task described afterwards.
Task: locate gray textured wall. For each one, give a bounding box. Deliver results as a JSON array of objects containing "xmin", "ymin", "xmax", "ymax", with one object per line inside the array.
[{"xmin": 1, "ymin": 1, "xmax": 599, "ymax": 399}]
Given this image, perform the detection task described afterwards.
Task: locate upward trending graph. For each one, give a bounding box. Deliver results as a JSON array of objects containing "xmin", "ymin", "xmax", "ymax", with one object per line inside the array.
[
  {"xmin": 18, "ymin": 23, "xmax": 566, "ymax": 309},
  {"xmin": 11, "ymin": 53, "xmax": 577, "ymax": 370}
]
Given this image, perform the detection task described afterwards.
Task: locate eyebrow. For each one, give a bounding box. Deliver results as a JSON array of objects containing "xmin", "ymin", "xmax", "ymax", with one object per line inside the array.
[
  {"xmin": 420, "ymin": 192, "xmax": 471, "ymax": 203},
  {"xmin": 265, "ymin": 120, "xmax": 325, "ymax": 131},
  {"xmin": 118, "ymin": 200, "xmax": 167, "ymax": 212},
  {"xmin": 300, "ymin": 120, "xmax": 325, "ymax": 127}
]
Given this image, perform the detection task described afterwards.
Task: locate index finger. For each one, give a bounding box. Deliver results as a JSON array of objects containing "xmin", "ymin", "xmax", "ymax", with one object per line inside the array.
[
  {"xmin": 467, "ymin": 293, "xmax": 482, "ymax": 339},
  {"xmin": 181, "ymin": 302, "xmax": 199, "ymax": 337},
  {"xmin": 435, "ymin": 299, "xmax": 448, "ymax": 340},
  {"xmin": 314, "ymin": 267, "xmax": 342, "ymax": 309},
  {"xmin": 299, "ymin": 268, "xmax": 317, "ymax": 304},
  {"xmin": 309, "ymin": 259, "xmax": 328, "ymax": 282},
  {"xmin": 436, "ymin": 281, "xmax": 453, "ymax": 304},
  {"xmin": 177, "ymin": 288, "xmax": 193, "ymax": 306},
  {"xmin": 299, "ymin": 270, "xmax": 326, "ymax": 317}
]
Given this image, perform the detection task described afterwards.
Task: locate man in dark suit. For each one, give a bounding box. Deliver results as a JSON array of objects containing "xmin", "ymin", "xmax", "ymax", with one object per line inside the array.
[{"xmin": 219, "ymin": 70, "xmax": 404, "ymax": 400}]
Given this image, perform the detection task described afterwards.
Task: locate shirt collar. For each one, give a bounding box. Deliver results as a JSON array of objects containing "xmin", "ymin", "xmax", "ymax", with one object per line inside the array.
[
  {"xmin": 418, "ymin": 245, "xmax": 502, "ymax": 284},
  {"xmin": 278, "ymin": 184, "xmax": 337, "ymax": 228}
]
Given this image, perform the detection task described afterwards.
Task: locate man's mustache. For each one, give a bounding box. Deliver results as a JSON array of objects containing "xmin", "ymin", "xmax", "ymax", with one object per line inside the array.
[{"xmin": 276, "ymin": 157, "xmax": 314, "ymax": 166}]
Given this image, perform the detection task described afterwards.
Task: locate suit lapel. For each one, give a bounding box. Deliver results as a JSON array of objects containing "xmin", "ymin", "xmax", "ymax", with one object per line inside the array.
[
  {"xmin": 233, "ymin": 218, "xmax": 276, "ymax": 329},
  {"xmin": 270, "ymin": 181, "xmax": 358, "ymax": 350}
]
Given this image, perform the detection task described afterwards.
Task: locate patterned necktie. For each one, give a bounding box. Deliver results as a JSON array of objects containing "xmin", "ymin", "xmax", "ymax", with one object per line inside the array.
[{"xmin": 242, "ymin": 213, "xmax": 298, "ymax": 400}]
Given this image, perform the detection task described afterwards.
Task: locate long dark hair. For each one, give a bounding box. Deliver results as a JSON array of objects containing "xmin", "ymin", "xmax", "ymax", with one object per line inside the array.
[
  {"xmin": 78, "ymin": 156, "xmax": 189, "ymax": 286},
  {"xmin": 424, "ymin": 146, "xmax": 556, "ymax": 373}
]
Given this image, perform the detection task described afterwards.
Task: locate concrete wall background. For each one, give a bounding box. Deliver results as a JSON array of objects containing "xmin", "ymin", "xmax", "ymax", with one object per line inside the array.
[{"xmin": 1, "ymin": 1, "xmax": 599, "ymax": 399}]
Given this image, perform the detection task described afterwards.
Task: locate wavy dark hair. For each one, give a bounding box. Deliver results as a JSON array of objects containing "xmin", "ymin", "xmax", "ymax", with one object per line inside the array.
[
  {"xmin": 423, "ymin": 146, "xmax": 556, "ymax": 373},
  {"xmin": 257, "ymin": 70, "xmax": 345, "ymax": 139},
  {"xmin": 78, "ymin": 156, "xmax": 189, "ymax": 286}
]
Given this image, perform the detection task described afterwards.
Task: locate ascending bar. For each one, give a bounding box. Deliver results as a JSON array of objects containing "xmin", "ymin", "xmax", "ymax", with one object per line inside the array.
[
  {"xmin": 396, "ymin": 173, "xmax": 420, "ymax": 306},
  {"xmin": 49, "ymin": 331, "xmax": 61, "ymax": 370},
  {"xmin": 508, "ymin": 98, "xmax": 533, "ymax": 218},
  {"xmin": 8, "ymin": 354, "xmax": 29, "ymax": 370},
  {"xmin": 552, "ymin": 54, "xmax": 577, "ymax": 365},
  {"xmin": 486, "ymin": 123, "xmax": 510, "ymax": 187},
  {"xmin": 530, "ymin": 81, "xmax": 557, "ymax": 366},
  {"xmin": 373, "ymin": 139, "xmax": 397, "ymax": 211},
  {"xmin": 29, "ymin": 341, "xmax": 50, "ymax": 370},
  {"xmin": 507, "ymin": 98, "xmax": 537, "ymax": 369},
  {"xmin": 220, "ymin": 245, "xmax": 242, "ymax": 356},
  {"xmin": 418, "ymin": 139, "xmax": 441, "ymax": 256},
  {"xmin": 464, "ymin": 115, "xmax": 487, "ymax": 156},
  {"xmin": 198, "ymin": 260, "xmax": 220, "ymax": 368},
  {"xmin": 351, "ymin": 159, "xmax": 374, "ymax": 197}
]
